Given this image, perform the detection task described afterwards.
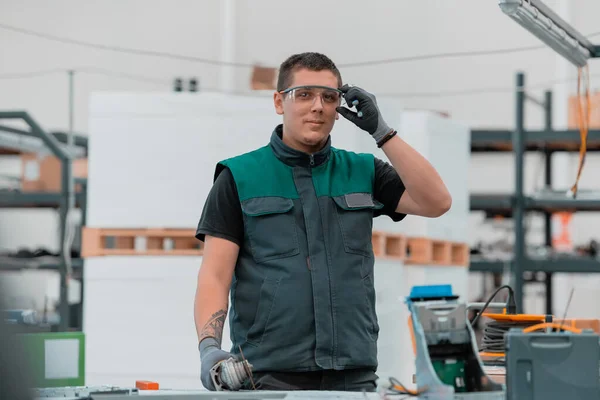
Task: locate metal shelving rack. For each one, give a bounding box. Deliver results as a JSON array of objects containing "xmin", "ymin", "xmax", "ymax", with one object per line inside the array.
[
  {"xmin": 469, "ymin": 71, "xmax": 600, "ymax": 314},
  {"xmin": 0, "ymin": 111, "xmax": 88, "ymax": 331}
]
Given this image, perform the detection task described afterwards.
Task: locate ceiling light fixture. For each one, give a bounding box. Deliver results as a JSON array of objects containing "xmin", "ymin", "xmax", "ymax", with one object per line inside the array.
[{"xmin": 498, "ymin": 0, "xmax": 599, "ymax": 67}]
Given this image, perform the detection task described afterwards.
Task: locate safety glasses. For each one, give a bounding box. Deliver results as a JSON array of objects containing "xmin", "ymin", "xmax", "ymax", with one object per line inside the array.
[{"xmin": 279, "ymin": 85, "xmax": 343, "ymax": 106}]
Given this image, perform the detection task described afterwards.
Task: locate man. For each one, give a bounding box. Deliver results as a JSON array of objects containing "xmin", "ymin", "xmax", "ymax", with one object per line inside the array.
[{"xmin": 194, "ymin": 52, "xmax": 451, "ymax": 392}]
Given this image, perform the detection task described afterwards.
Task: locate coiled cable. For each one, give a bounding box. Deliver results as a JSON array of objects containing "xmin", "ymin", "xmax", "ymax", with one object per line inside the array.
[{"xmin": 480, "ymin": 320, "xmax": 541, "ymax": 354}]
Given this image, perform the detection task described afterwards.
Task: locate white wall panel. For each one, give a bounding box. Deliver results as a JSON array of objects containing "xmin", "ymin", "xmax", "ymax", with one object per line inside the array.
[
  {"xmin": 371, "ymin": 109, "xmax": 471, "ymax": 243},
  {"xmin": 83, "ymin": 256, "xmax": 220, "ymax": 390},
  {"xmin": 87, "ymin": 92, "xmax": 280, "ymax": 228}
]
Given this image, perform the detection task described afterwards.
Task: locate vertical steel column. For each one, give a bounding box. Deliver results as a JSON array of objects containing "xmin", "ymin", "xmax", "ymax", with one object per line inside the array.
[
  {"xmin": 513, "ymin": 72, "xmax": 526, "ymax": 313},
  {"xmin": 544, "ymin": 90, "xmax": 553, "ymax": 315}
]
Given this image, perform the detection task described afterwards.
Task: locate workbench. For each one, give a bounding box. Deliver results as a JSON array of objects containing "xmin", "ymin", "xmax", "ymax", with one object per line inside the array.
[
  {"xmin": 36, "ymin": 388, "xmax": 401, "ymax": 400},
  {"xmin": 122, "ymin": 391, "xmax": 381, "ymax": 399}
]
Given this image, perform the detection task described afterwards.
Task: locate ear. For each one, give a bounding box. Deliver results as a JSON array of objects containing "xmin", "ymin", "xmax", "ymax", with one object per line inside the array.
[
  {"xmin": 274, "ymin": 92, "xmax": 284, "ymax": 115},
  {"xmin": 335, "ymin": 112, "xmax": 340, "ymax": 120}
]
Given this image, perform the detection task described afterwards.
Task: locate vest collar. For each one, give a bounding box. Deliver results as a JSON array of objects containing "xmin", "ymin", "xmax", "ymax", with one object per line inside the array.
[{"xmin": 269, "ymin": 124, "xmax": 331, "ymax": 168}]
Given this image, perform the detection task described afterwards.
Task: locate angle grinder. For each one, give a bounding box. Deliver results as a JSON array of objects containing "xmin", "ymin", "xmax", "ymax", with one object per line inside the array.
[{"xmin": 209, "ymin": 354, "xmax": 255, "ymax": 391}]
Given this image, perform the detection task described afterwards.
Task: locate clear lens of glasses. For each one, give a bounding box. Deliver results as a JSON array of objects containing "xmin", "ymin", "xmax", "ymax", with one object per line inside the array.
[{"xmin": 282, "ymin": 85, "xmax": 343, "ymax": 106}]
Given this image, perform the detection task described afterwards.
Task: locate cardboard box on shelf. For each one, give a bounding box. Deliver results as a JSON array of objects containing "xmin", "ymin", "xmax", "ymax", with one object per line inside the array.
[{"xmin": 20, "ymin": 153, "xmax": 88, "ymax": 192}]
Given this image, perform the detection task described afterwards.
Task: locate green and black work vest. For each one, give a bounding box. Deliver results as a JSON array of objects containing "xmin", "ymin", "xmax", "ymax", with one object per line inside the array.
[{"xmin": 216, "ymin": 125, "xmax": 383, "ymax": 372}]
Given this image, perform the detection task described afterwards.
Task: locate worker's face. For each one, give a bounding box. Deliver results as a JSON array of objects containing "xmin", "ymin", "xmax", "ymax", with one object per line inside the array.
[{"xmin": 274, "ymin": 68, "xmax": 341, "ymax": 152}]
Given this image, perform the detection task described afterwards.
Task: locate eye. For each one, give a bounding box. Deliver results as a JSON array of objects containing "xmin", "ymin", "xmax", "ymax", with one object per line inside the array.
[
  {"xmin": 296, "ymin": 90, "xmax": 312, "ymax": 98},
  {"xmin": 322, "ymin": 92, "xmax": 339, "ymax": 103}
]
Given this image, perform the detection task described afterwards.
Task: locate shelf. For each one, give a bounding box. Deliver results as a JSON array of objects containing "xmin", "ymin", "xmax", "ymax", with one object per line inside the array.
[
  {"xmin": 471, "ymin": 130, "xmax": 513, "ymax": 152},
  {"xmin": 0, "ymin": 256, "xmax": 84, "ymax": 271},
  {"xmin": 0, "ymin": 111, "xmax": 87, "ymax": 332},
  {"xmin": 469, "ymin": 255, "xmax": 600, "ymax": 273},
  {"xmin": 528, "ymin": 196, "xmax": 600, "ymax": 212},
  {"xmin": 471, "ymin": 129, "xmax": 600, "ymax": 152},
  {"xmin": 470, "ymin": 193, "xmax": 600, "ymax": 213},
  {"xmin": 0, "ymin": 125, "xmax": 87, "ymax": 157},
  {"xmin": 527, "ymin": 256, "xmax": 600, "ymax": 273},
  {"xmin": 470, "ymin": 194, "xmax": 512, "ymax": 212},
  {"xmin": 469, "ymin": 257, "xmax": 509, "ymax": 273},
  {"xmin": 469, "ymin": 75, "xmax": 600, "ymax": 315},
  {"xmin": 470, "ymin": 194, "xmax": 513, "ymax": 210},
  {"xmin": 0, "ymin": 191, "xmax": 85, "ymax": 208}
]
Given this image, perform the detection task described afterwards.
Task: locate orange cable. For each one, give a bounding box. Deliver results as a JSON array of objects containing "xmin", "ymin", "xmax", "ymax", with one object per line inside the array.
[
  {"xmin": 522, "ymin": 322, "xmax": 582, "ymax": 334},
  {"xmin": 570, "ymin": 64, "xmax": 591, "ymax": 197}
]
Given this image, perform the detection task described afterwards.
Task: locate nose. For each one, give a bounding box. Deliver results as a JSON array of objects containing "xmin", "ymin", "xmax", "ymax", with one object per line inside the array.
[{"xmin": 310, "ymin": 94, "xmax": 324, "ymax": 113}]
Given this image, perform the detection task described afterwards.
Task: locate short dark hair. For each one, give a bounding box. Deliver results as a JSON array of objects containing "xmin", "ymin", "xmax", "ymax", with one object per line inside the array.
[{"xmin": 276, "ymin": 52, "xmax": 342, "ymax": 91}]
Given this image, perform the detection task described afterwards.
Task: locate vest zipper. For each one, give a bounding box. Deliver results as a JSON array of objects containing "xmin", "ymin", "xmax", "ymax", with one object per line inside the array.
[
  {"xmin": 306, "ymin": 256, "xmax": 311, "ymax": 270},
  {"xmin": 309, "ymin": 154, "xmax": 315, "ymax": 166}
]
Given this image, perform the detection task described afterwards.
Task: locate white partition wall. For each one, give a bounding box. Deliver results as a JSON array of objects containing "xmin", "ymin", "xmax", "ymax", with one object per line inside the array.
[
  {"xmin": 83, "ymin": 257, "xmax": 220, "ymax": 389},
  {"xmin": 369, "ymin": 108, "xmax": 471, "ymax": 242},
  {"xmin": 373, "ymin": 259, "xmax": 406, "ymax": 385},
  {"xmin": 87, "ymin": 92, "xmax": 280, "ymax": 229}
]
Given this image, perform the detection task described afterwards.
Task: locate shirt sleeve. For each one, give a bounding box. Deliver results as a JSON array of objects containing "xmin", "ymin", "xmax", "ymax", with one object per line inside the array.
[
  {"xmin": 373, "ymin": 157, "xmax": 407, "ymax": 222},
  {"xmin": 195, "ymin": 167, "xmax": 244, "ymax": 246}
]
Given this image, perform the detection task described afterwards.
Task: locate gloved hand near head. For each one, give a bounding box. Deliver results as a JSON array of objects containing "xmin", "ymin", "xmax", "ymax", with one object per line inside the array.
[
  {"xmin": 336, "ymin": 85, "xmax": 395, "ymax": 146},
  {"xmin": 199, "ymin": 337, "xmax": 236, "ymax": 391}
]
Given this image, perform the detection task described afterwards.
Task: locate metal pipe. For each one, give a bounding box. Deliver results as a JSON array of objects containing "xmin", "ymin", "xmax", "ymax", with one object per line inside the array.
[
  {"xmin": 219, "ymin": 0, "xmax": 236, "ymax": 93},
  {"xmin": 513, "ymin": 72, "xmax": 526, "ymax": 313},
  {"xmin": 68, "ymin": 70, "xmax": 75, "ymax": 162},
  {"xmin": 58, "ymin": 164, "xmax": 71, "ymax": 332},
  {"xmin": 56, "ymin": 71, "xmax": 76, "ymax": 332}
]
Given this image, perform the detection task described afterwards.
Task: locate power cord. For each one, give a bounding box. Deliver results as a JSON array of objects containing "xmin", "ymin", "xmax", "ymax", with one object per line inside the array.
[{"xmin": 470, "ymin": 284, "xmax": 517, "ymax": 328}]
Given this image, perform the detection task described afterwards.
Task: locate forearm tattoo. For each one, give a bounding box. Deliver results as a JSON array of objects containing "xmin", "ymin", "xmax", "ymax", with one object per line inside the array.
[{"xmin": 200, "ymin": 309, "xmax": 227, "ymax": 346}]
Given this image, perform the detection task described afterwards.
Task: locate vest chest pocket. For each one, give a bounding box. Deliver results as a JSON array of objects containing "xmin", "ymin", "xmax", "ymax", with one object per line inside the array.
[
  {"xmin": 333, "ymin": 193, "xmax": 383, "ymax": 257},
  {"xmin": 241, "ymin": 197, "xmax": 300, "ymax": 264}
]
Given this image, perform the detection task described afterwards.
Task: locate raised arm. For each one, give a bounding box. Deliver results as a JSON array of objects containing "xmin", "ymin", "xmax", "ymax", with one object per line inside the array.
[
  {"xmin": 337, "ymin": 84, "xmax": 452, "ymax": 218},
  {"xmin": 381, "ymin": 134, "xmax": 452, "ymax": 217}
]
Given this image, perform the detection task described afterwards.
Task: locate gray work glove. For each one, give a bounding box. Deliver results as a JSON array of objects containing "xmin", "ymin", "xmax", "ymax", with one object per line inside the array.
[
  {"xmin": 199, "ymin": 337, "xmax": 234, "ymax": 391},
  {"xmin": 336, "ymin": 84, "xmax": 394, "ymax": 145}
]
